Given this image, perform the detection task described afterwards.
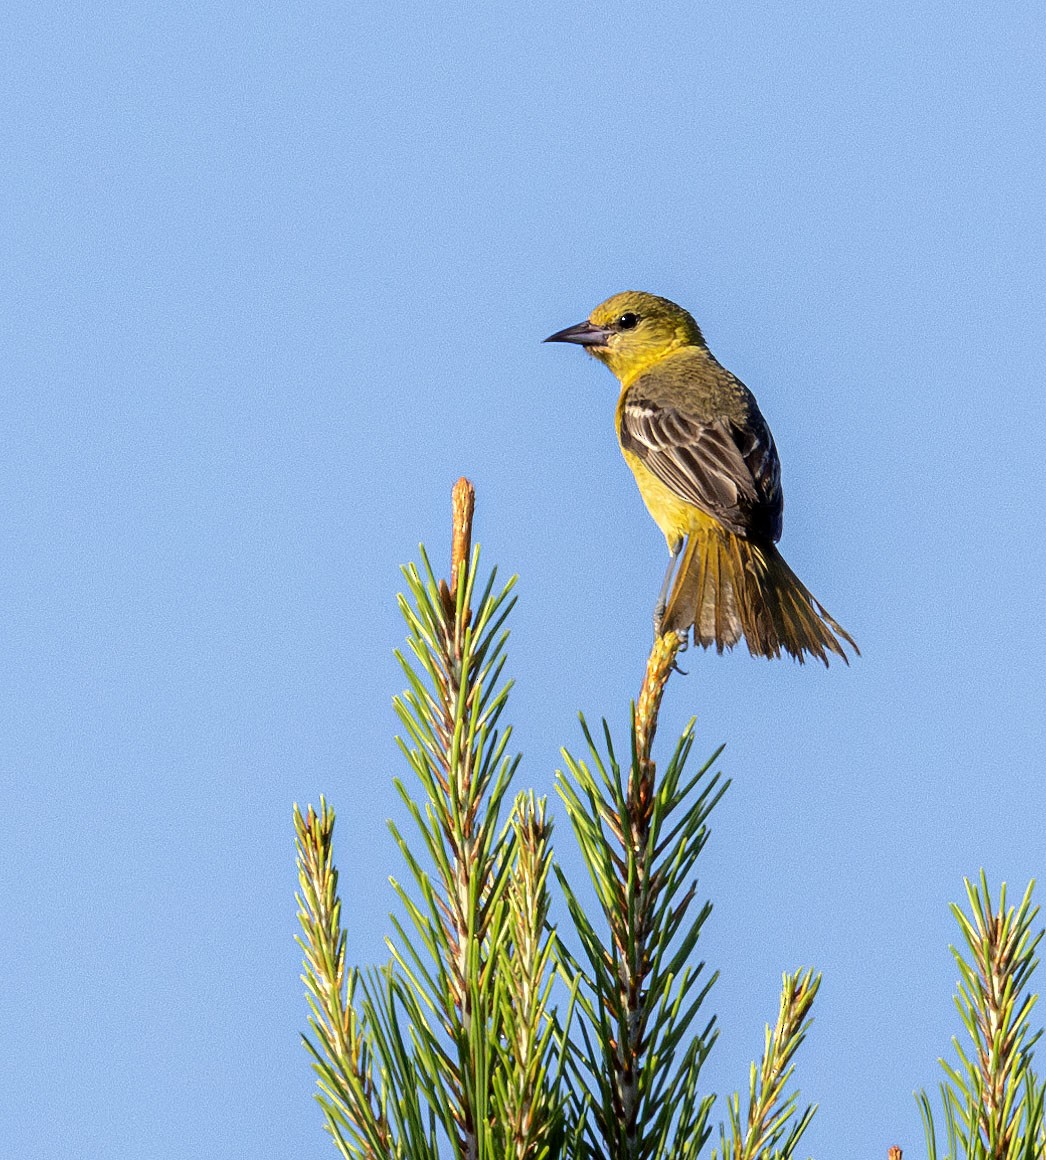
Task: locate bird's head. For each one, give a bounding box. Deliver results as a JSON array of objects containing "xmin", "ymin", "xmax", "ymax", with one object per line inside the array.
[{"xmin": 544, "ymin": 291, "xmax": 705, "ymax": 382}]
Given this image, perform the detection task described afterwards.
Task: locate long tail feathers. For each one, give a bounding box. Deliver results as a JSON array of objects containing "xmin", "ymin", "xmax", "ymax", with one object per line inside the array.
[{"xmin": 662, "ymin": 529, "xmax": 858, "ymax": 666}]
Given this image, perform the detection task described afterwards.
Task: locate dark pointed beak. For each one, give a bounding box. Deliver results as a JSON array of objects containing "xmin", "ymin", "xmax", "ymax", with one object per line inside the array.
[{"xmin": 543, "ymin": 320, "xmax": 610, "ymax": 347}]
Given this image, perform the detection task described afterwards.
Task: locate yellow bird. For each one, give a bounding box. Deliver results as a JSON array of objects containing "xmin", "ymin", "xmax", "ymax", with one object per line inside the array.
[{"xmin": 545, "ymin": 291, "xmax": 856, "ymax": 665}]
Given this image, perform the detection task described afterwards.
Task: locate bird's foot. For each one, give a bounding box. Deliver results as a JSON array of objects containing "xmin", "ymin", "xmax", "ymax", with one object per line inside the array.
[{"xmin": 653, "ymin": 601, "xmax": 666, "ymax": 641}]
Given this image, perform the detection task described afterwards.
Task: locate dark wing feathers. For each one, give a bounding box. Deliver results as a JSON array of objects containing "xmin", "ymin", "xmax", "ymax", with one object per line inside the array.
[{"xmin": 620, "ymin": 393, "xmax": 783, "ymax": 541}]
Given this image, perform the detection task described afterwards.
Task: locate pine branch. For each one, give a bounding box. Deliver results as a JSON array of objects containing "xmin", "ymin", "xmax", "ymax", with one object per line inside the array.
[
  {"xmin": 295, "ymin": 798, "xmax": 393, "ymax": 1160},
  {"xmin": 387, "ymin": 478, "xmax": 526, "ymax": 1159},
  {"xmin": 491, "ymin": 792, "xmax": 569, "ymax": 1160},
  {"xmin": 918, "ymin": 874, "xmax": 1045, "ymax": 1160},
  {"xmin": 714, "ymin": 969, "xmax": 820, "ymax": 1160},
  {"xmin": 557, "ymin": 631, "xmax": 725, "ymax": 1160}
]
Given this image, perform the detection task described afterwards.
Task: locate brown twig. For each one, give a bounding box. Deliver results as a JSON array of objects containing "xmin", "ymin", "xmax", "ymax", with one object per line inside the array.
[
  {"xmin": 630, "ymin": 631, "xmax": 684, "ymax": 826},
  {"xmin": 451, "ymin": 477, "xmax": 475, "ymax": 600},
  {"xmin": 441, "ymin": 476, "xmax": 476, "ymax": 623}
]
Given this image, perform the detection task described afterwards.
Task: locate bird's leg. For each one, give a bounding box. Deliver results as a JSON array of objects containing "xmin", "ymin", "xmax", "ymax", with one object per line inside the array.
[{"xmin": 653, "ymin": 538, "xmax": 683, "ymax": 639}]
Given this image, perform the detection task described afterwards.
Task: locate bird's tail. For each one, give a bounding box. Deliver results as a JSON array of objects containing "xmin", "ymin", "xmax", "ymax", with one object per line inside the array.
[{"xmin": 662, "ymin": 526, "xmax": 858, "ymax": 665}]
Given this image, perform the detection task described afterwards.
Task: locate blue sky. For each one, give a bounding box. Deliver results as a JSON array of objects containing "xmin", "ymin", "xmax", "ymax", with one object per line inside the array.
[{"xmin": 3, "ymin": 0, "xmax": 1045, "ymax": 1155}]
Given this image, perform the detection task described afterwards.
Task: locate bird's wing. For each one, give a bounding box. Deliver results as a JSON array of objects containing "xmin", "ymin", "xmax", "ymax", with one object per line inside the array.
[{"xmin": 620, "ymin": 393, "xmax": 783, "ymax": 540}]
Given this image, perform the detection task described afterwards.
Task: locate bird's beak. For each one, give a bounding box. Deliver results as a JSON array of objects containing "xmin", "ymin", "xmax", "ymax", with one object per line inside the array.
[{"xmin": 543, "ymin": 320, "xmax": 610, "ymax": 347}]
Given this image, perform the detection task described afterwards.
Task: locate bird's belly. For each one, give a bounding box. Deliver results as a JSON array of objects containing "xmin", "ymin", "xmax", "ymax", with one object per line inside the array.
[{"xmin": 621, "ymin": 448, "xmax": 717, "ymax": 548}]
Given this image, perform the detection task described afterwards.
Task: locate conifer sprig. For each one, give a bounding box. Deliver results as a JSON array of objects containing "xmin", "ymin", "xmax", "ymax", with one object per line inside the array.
[
  {"xmin": 713, "ymin": 969, "xmax": 820, "ymax": 1160},
  {"xmin": 294, "ymin": 798, "xmax": 393, "ymax": 1159},
  {"xmin": 556, "ymin": 632, "xmax": 728, "ymax": 1160},
  {"xmin": 491, "ymin": 792, "xmax": 571, "ymax": 1160},
  {"xmin": 387, "ymin": 478, "xmax": 523, "ymax": 1158},
  {"xmin": 918, "ymin": 874, "xmax": 1045, "ymax": 1160}
]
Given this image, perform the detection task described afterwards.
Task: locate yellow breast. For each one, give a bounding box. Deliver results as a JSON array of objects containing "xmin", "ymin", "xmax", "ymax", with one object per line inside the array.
[{"xmin": 615, "ymin": 406, "xmax": 719, "ymax": 549}]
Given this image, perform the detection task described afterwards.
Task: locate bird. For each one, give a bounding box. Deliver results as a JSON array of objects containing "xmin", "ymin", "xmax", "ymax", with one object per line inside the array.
[{"xmin": 545, "ymin": 291, "xmax": 857, "ymax": 665}]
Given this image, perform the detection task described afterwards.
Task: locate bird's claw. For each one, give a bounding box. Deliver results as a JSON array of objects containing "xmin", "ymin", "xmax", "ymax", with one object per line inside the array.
[{"xmin": 670, "ymin": 630, "xmax": 689, "ymax": 675}]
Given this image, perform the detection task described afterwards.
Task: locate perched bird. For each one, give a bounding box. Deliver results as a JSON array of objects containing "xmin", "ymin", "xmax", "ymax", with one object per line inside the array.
[{"xmin": 545, "ymin": 291, "xmax": 856, "ymax": 665}]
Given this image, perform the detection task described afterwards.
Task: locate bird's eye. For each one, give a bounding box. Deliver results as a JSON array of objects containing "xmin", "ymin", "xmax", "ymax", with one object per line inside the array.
[{"xmin": 617, "ymin": 312, "xmax": 640, "ymax": 330}]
